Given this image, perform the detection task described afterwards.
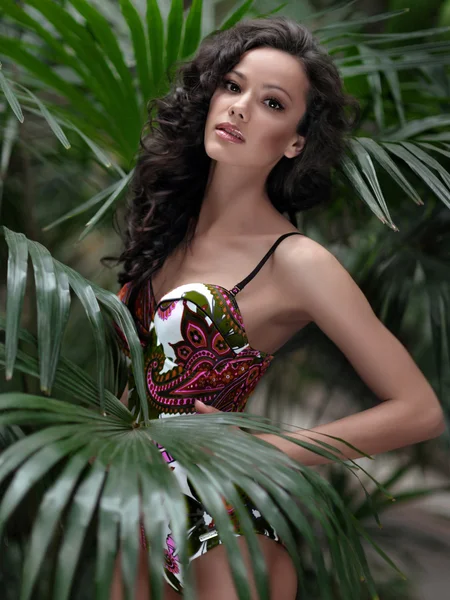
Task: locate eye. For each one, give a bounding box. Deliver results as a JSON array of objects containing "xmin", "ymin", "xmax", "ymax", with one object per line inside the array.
[
  {"xmin": 264, "ymin": 97, "xmax": 284, "ymax": 111},
  {"xmin": 222, "ymin": 79, "xmax": 285, "ymax": 111},
  {"xmin": 223, "ymin": 79, "xmax": 241, "ymax": 93}
]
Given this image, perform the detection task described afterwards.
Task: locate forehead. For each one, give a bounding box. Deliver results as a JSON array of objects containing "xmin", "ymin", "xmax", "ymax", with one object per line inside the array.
[{"xmin": 230, "ymin": 47, "xmax": 309, "ymax": 94}]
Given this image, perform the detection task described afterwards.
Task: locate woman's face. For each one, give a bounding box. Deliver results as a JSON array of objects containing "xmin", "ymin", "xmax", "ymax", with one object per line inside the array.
[{"xmin": 204, "ymin": 47, "xmax": 309, "ymax": 169}]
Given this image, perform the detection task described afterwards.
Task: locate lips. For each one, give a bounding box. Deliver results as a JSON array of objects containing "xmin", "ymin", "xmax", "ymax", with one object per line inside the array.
[{"xmin": 215, "ymin": 122, "xmax": 245, "ymax": 141}]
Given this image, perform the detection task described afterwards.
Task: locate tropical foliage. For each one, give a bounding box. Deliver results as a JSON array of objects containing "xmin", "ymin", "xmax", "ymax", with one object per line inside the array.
[
  {"xmin": 1, "ymin": 0, "xmax": 450, "ymax": 599},
  {"xmin": 1, "ymin": 224, "xmax": 407, "ymax": 600}
]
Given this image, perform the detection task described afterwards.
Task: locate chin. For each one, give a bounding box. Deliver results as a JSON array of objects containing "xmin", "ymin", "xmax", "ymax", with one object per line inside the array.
[{"xmin": 204, "ymin": 140, "xmax": 239, "ymax": 163}]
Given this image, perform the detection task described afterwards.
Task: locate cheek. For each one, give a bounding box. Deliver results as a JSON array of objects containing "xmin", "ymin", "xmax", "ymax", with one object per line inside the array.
[
  {"xmin": 206, "ymin": 93, "xmax": 222, "ymax": 123},
  {"xmin": 256, "ymin": 120, "xmax": 295, "ymax": 154}
]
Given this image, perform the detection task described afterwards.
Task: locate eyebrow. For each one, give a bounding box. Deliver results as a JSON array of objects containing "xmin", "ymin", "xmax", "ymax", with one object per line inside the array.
[{"xmin": 229, "ymin": 69, "xmax": 292, "ymax": 102}]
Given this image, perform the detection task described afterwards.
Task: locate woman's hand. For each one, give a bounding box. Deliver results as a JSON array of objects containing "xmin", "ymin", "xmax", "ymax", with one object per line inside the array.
[
  {"xmin": 194, "ymin": 400, "xmax": 242, "ymax": 432},
  {"xmin": 194, "ymin": 400, "xmax": 221, "ymax": 414}
]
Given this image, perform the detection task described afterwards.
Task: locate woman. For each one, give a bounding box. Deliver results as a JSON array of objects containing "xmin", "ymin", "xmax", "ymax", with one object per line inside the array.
[{"xmin": 111, "ymin": 16, "xmax": 445, "ymax": 600}]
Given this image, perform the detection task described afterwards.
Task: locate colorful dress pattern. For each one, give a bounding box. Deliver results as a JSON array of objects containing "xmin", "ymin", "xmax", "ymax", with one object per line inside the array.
[{"xmin": 114, "ymin": 232, "xmax": 301, "ymax": 593}]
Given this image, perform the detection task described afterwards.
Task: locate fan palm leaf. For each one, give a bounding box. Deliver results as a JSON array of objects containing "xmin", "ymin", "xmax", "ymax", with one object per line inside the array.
[
  {"xmin": 0, "ymin": 392, "xmax": 405, "ymax": 600},
  {"xmin": 0, "ymin": 227, "xmax": 407, "ymax": 599},
  {"xmin": 304, "ymin": 460, "xmax": 450, "ymax": 599},
  {"xmin": 2, "ymin": 226, "xmax": 147, "ymax": 416}
]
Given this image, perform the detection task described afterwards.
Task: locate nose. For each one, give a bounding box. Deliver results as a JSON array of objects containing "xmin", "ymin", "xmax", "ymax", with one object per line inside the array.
[
  {"xmin": 229, "ymin": 107, "xmax": 244, "ymax": 119},
  {"xmin": 229, "ymin": 100, "xmax": 248, "ymax": 121}
]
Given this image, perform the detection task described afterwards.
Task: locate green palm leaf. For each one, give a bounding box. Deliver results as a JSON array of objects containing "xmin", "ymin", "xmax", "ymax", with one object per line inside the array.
[
  {"xmin": 25, "ymin": 241, "xmax": 60, "ymax": 393},
  {"xmin": 42, "ymin": 180, "xmax": 123, "ymax": 232},
  {"xmin": 383, "ymin": 142, "xmax": 450, "ymax": 208},
  {"xmin": 54, "ymin": 461, "xmax": 108, "ymax": 600},
  {"xmin": 180, "ymin": 0, "xmax": 203, "ymax": 60},
  {"xmin": 3, "ymin": 229, "xmax": 27, "ymax": 381},
  {"xmin": 427, "ymin": 285, "xmax": 450, "ymax": 400},
  {"xmin": 356, "ymin": 137, "xmax": 423, "ymax": 206},
  {"xmin": 360, "ymin": 45, "xmax": 405, "ymax": 128},
  {"xmin": 341, "ymin": 25, "xmax": 450, "ymax": 42},
  {"xmin": 349, "ymin": 139, "xmax": 397, "ymax": 229},
  {"xmin": 315, "ymin": 8, "xmax": 410, "ymax": 37},
  {"xmin": 0, "ymin": 424, "xmax": 23, "ymax": 451},
  {"xmin": 257, "ymin": 2, "xmax": 289, "ymax": 18},
  {"xmin": 1, "ymin": 227, "xmax": 147, "ymax": 417},
  {"xmin": 166, "ymin": 0, "xmax": 184, "ymax": 70},
  {"xmin": 7, "ymin": 96, "xmax": 116, "ymax": 171},
  {"xmin": 68, "ymin": 0, "xmax": 140, "ymax": 117},
  {"xmin": 0, "ymin": 228, "xmax": 407, "ymax": 599},
  {"xmin": 0, "ymin": 311, "xmax": 132, "ymax": 422},
  {"xmin": 0, "ymin": 35, "xmax": 112, "ymax": 134},
  {"xmin": 340, "ymin": 53, "xmax": 450, "ymax": 77},
  {"xmin": 219, "ymin": 0, "xmax": 255, "ymax": 30},
  {"xmin": 8, "ymin": 81, "xmax": 71, "ymax": 149},
  {"xmin": 78, "ymin": 170, "xmax": 134, "ymax": 241},
  {"xmin": 1, "ymin": 0, "xmax": 104, "ymax": 94},
  {"xmin": 385, "ymin": 115, "xmax": 450, "ymax": 141},
  {"xmin": 119, "ymin": 0, "xmax": 152, "ymax": 103},
  {"xmin": 0, "ymin": 66, "xmax": 24, "ymax": 123},
  {"xmin": 0, "ymin": 393, "xmax": 406, "ymax": 600},
  {"xmin": 146, "ymin": 0, "xmax": 165, "ymax": 94},
  {"xmin": 0, "ymin": 111, "xmax": 19, "ymax": 211},
  {"xmin": 136, "ymin": 436, "xmax": 188, "ymax": 600},
  {"xmin": 19, "ymin": 446, "xmax": 95, "ymax": 600},
  {"xmin": 418, "ymin": 142, "xmax": 450, "ymax": 160},
  {"xmin": 340, "ymin": 153, "xmax": 393, "ymax": 226},
  {"xmin": 26, "ymin": 0, "xmax": 130, "ymax": 118},
  {"xmin": 305, "ymin": 0, "xmax": 359, "ymax": 23},
  {"xmin": 400, "ymin": 142, "xmax": 450, "ymax": 188}
]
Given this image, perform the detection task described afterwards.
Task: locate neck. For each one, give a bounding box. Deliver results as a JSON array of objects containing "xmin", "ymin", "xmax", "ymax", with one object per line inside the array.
[{"xmin": 195, "ymin": 160, "xmax": 277, "ymax": 238}]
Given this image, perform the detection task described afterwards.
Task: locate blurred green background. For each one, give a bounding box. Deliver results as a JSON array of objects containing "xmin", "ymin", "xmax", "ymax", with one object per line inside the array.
[{"xmin": 1, "ymin": 0, "xmax": 450, "ymax": 598}]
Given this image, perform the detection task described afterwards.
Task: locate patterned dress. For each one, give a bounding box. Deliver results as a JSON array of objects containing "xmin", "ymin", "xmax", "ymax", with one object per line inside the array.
[{"xmin": 114, "ymin": 232, "xmax": 301, "ymax": 593}]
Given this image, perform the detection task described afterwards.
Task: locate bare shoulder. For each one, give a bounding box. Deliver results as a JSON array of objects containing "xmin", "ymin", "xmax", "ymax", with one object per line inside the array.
[
  {"xmin": 275, "ymin": 233, "xmax": 346, "ymax": 279},
  {"xmin": 273, "ymin": 233, "xmax": 358, "ymax": 319}
]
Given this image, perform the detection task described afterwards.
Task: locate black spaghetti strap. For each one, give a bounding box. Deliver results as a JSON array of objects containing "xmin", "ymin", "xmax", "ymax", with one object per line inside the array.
[{"xmin": 230, "ymin": 232, "xmax": 302, "ymax": 296}]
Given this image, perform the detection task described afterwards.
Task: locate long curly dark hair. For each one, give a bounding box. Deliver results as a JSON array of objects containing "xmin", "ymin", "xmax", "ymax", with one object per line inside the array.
[{"xmin": 115, "ymin": 16, "xmax": 360, "ymax": 290}]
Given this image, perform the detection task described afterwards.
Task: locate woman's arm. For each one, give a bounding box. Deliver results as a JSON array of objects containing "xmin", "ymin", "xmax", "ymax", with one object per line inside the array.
[{"xmin": 262, "ymin": 239, "xmax": 446, "ymax": 466}]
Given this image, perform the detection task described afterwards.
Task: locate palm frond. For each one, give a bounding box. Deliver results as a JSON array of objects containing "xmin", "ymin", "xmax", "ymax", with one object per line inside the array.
[
  {"xmin": 3, "ymin": 228, "xmax": 28, "ymax": 382},
  {"xmin": 8, "ymin": 99, "xmax": 118, "ymax": 172},
  {"xmin": 304, "ymin": 0, "xmax": 360, "ymax": 24},
  {"xmin": 348, "ymin": 139, "xmax": 397, "ymax": 229},
  {"xmin": 339, "ymin": 153, "xmax": 395, "ymax": 227},
  {"xmin": 42, "ymin": 180, "xmax": 124, "ymax": 232},
  {"xmin": 0, "ymin": 424, "xmax": 23, "ymax": 451},
  {"xmin": 13, "ymin": 81, "xmax": 71, "ymax": 148},
  {"xmin": 180, "ymin": 0, "xmax": 203, "ymax": 61},
  {"xmin": 0, "ymin": 33, "xmax": 113, "ymax": 133},
  {"xmin": 256, "ymin": 2, "xmax": 289, "ymax": 19},
  {"xmin": 77, "ymin": 169, "xmax": 134, "ymax": 241},
  {"xmin": 315, "ymin": 8, "xmax": 410, "ymax": 40},
  {"xmin": 0, "ymin": 392, "xmax": 406, "ymax": 600},
  {"xmin": 383, "ymin": 142, "xmax": 450, "ymax": 209},
  {"xmin": 0, "ymin": 111, "xmax": 19, "ymax": 210},
  {"xmin": 146, "ymin": 0, "xmax": 165, "ymax": 94},
  {"xmin": 337, "ymin": 25, "xmax": 450, "ymax": 43},
  {"xmin": 165, "ymin": 0, "xmax": 184, "ymax": 71},
  {"xmin": 427, "ymin": 283, "xmax": 450, "ymax": 401},
  {"xmin": 1, "ymin": 227, "xmax": 147, "ymax": 417},
  {"xmin": 219, "ymin": 0, "xmax": 255, "ymax": 31},
  {"xmin": 356, "ymin": 138, "xmax": 423, "ymax": 206},
  {"xmin": 0, "ymin": 313, "xmax": 132, "ymax": 421},
  {"xmin": 0, "ymin": 64, "xmax": 24, "ymax": 123}
]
